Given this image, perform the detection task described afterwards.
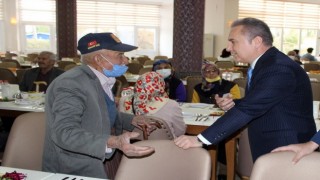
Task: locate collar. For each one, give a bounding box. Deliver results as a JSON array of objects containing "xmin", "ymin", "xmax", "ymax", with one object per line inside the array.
[{"xmin": 87, "ymin": 65, "xmax": 116, "ymax": 87}]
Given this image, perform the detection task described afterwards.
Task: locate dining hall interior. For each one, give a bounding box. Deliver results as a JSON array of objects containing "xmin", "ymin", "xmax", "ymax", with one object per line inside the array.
[{"xmin": 1, "ymin": 0, "xmax": 320, "ymax": 180}]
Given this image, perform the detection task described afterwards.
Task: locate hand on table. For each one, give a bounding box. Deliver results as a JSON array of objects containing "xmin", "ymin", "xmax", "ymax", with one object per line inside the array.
[
  {"xmin": 174, "ymin": 135, "xmax": 203, "ymax": 149},
  {"xmin": 108, "ymin": 132, "xmax": 155, "ymax": 157},
  {"xmin": 215, "ymin": 93, "xmax": 235, "ymax": 111},
  {"xmin": 271, "ymin": 141, "xmax": 319, "ymax": 164}
]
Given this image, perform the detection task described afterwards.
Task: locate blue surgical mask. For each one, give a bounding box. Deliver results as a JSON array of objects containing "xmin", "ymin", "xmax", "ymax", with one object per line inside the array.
[{"xmin": 100, "ymin": 55, "xmax": 128, "ymax": 77}]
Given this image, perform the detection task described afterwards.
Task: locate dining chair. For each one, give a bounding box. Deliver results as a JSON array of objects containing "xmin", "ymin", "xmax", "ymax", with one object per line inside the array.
[
  {"xmin": 308, "ymin": 73, "xmax": 320, "ymax": 82},
  {"xmin": 138, "ymin": 67, "xmax": 152, "ymax": 75},
  {"xmin": 132, "ymin": 116, "xmax": 174, "ymax": 140},
  {"xmin": 215, "ymin": 61, "xmax": 234, "ymax": 69},
  {"xmin": 236, "ymin": 128, "xmax": 253, "ymax": 180},
  {"xmin": 154, "ymin": 55, "xmax": 168, "ymax": 61},
  {"xmin": 57, "ymin": 61, "xmax": 77, "ymax": 70},
  {"xmin": 186, "ymin": 76, "xmax": 202, "ymax": 102},
  {"xmin": 0, "ymin": 62, "xmax": 17, "ymax": 69},
  {"xmin": 1, "ymin": 59, "xmax": 21, "ymax": 68},
  {"xmin": 115, "ymin": 140, "xmax": 211, "ymax": 180},
  {"xmin": 233, "ymin": 77, "xmax": 247, "ymax": 89},
  {"xmin": 2, "ymin": 112, "xmax": 46, "ymax": 171},
  {"xmin": 204, "ymin": 57, "xmax": 218, "ymax": 63},
  {"xmin": 26, "ymin": 53, "xmax": 39, "ymax": 62},
  {"xmin": 127, "ymin": 63, "xmax": 143, "ymax": 74},
  {"xmin": 136, "ymin": 56, "xmax": 151, "ymax": 65},
  {"xmin": 250, "ymin": 151, "xmax": 320, "ymax": 180},
  {"xmin": 311, "ymin": 81, "xmax": 320, "ymax": 101},
  {"xmin": 143, "ymin": 60, "xmax": 155, "ymax": 66},
  {"xmin": 304, "ymin": 63, "xmax": 320, "ymax": 72},
  {"xmin": 0, "ymin": 68, "xmax": 18, "ymax": 84}
]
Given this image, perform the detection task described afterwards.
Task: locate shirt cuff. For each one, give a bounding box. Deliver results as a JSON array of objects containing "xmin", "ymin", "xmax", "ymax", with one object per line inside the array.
[{"xmin": 197, "ymin": 134, "xmax": 211, "ymax": 145}]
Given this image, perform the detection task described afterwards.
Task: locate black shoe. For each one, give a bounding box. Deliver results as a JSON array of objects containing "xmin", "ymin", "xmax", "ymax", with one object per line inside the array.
[{"xmin": 218, "ymin": 174, "xmax": 227, "ymax": 180}]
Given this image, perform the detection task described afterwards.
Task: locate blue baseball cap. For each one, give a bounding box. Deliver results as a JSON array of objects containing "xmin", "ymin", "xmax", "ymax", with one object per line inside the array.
[{"xmin": 77, "ymin": 32, "xmax": 138, "ymax": 54}]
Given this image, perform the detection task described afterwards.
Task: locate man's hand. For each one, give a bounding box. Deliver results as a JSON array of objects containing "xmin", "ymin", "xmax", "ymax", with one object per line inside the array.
[
  {"xmin": 107, "ymin": 132, "xmax": 155, "ymax": 157},
  {"xmin": 174, "ymin": 135, "xmax": 203, "ymax": 149},
  {"xmin": 271, "ymin": 141, "xmax": 319, "ymax": 164},
  {"xmin": 215, "ymin": 93, "xmax": 235, "ymax": 111},
  {"xmin": 132, "ymin": 116, "xmax": 161, "ymax": 137}
]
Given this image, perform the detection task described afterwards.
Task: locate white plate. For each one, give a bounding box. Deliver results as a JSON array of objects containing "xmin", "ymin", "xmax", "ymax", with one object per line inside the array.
[
  {"xmin": 182, "ymin": 112, "xmax": 196, "ymax": 117},
  {"xmin": 14, "ymin": 99, "xmax": 36, "ymax": 106},
  {"xmin": 188, "ymin": 103, "xmax": 210, "ymax": 108}
]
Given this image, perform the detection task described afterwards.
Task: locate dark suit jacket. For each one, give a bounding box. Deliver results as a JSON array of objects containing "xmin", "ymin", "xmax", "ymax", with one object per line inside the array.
[
  {"xmin": 19, "ymin": 67, "xmax": 65, "ymax": 92},
  {"xmin": 201, "ymin": 47, "xmax": 316, "ymax": 161}
]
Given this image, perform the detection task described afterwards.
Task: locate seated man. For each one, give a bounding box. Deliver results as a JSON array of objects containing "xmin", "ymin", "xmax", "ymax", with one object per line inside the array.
[{"xmin": 19, "ymin": 51, "xmax": 64, "ymax": 92}]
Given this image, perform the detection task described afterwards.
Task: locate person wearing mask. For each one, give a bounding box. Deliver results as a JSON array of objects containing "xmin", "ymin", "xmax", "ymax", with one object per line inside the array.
[
  {"xmin": 42, "ymin": 32, "xmax": 160, "ymax": 179},
  {"xmin": 152, "ymin": 59, "xmax": 186, "ymax": 102},
  {"xmin": 119, "ymin": 71, "xmax": 186, "ymax": 138},
  {"xmin": 19, "ymin": 51, "xmax": 64, "ymax": 92},
  {"xmin": 191, "ymin": 60, "xmax": 241, "ymax": 104},
  {"xmin": 174, "ymin": 17, "xmax": 316, "ymax": 162}
]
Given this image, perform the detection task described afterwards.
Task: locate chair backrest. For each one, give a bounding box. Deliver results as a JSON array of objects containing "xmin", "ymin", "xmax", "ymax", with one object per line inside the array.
[
  {"xmin": 26, "ymin": 53, "xmax": 39, "ymax": 62},
  {"xmin": 236, "ymin": 128, "xmax": 253, "ymax": 179},
  {"xmin": 204, "ymin": 57, "xmax": 218, "ymax": 63},
  {"xmin": 304, "ymin": 63, "xmax": 320, "ymax": 72},
  {"xmin": 116, "ymin": 75, "xmax": 129, "ymax": 89},
  {"xmin": 127, "ymin": 63, "xmax": 143, "ymax": 74},
  {"xmin": 2, "ymin": 112, "xmax": 46, "ymax": 171},
  {"xmin": 186, "ymin": 76, "xmax": 202, "ymax": 102},
  {"xmin": 311, "ymin": 81, "xmax": 320, "ymax": 101},
  {"xmin": 112, "ymin": 79, "xmax": 123, "ymax": 98},
  {"xmin": 154, "ymin": 55, "xmax": 168, "ymax": 61},
  {"xmin": 2, "ymin": 59, "xmax": 21, "ymax": 68},
  {"xmin": 0, "ymin": 68, "xmax": 18, "ymax": 84},
  {"xmin": 308, "ymin": 73, "xmax": 320, "ymax": 82},
  {"xmin": 0, "ymin": 62, "xmax": 17, "ymax": 69},
  {"xmin": 16, "ymin": 68, "xmax": 28, "ymax": 83},
  {"xmin": 132, "ymin": 116, "xmax": 174, "ymax": 140},
  {"xmin": 143, "ymin": 60, "xmax": 155, "ymax": 66},
  {"xmin": 138, "ymin": 67, "xmax": 152, "ymax": 75},
  {"xmin": 215, "ymin": 61, "xmax": 234, "ymax": 69},
  {"xmin": 233, "ymin": 77, "xmax": 247, "ymax": 89},
  {"xmin": 115, "ymin": 140, "xmax": 211, "ymax": 180},
  {"xmin": 57, "ymin": 61, "xmax": 76, "ymax": 70},
  {"xmin": 136, "ymin": 56, "xmax": 151, "ymax": 65},
  {"xmin": 250, "ymin": 151, "xmax": 320, "ymax": 180}
]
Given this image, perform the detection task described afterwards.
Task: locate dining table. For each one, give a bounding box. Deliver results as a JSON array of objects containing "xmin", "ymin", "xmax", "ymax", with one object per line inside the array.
[
  {"xmin": 180, "ymin": 103, "xmax": 240, "ymax": 180},
  {"xmin": 0, "ymin": 166, "xmax": 106, "ymax": 180}
]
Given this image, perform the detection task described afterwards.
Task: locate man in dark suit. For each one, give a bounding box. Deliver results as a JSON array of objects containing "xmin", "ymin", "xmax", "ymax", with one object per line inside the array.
[
  {"xmin": 19, "ymin": 51, "xmax": 65, "ymax": 92},
  {"xmin": 174, "ymin": 17, "xmax": 316, "ymax": 162}
]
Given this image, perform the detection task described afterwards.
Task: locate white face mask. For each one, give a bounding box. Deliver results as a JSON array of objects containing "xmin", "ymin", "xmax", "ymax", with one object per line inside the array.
[{"xmin": 156, "ymin": 69, "xmax": 171, "ymax": 79}]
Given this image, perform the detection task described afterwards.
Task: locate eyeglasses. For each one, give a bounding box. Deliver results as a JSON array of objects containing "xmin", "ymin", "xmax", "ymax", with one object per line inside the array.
[{"xmin": 204, "ymin": 70, "xmax": 217, "ymax": 74}]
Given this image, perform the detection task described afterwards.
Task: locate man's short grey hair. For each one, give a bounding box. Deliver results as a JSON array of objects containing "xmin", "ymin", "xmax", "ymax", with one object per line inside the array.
[
  {"xmin": 231, "ymin": 17, "xmax": 273, "ymax": 47},
  {"xmin": 80, "ymin": 49, "xmax": 105, "ymax": 65},
  {"xmin": 40, "ymin": 51, "xmax": 57, "ymax": 61}
]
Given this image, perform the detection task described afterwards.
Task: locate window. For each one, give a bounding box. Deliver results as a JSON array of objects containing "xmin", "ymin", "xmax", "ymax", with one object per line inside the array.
[
  {"xmin": 18, "ymin": 0, "xmax": 56, "ymax": 53},
  {"xmin": 0, "ymin": 0, "xmax": 4, "ymax": 52},
  {"xmin": 239, "ymin": 0, "xmax": 320, "ymax": 55},
  {"xmin": 77, "ymin": 0, "xmax": 160, "ymax": 57}
]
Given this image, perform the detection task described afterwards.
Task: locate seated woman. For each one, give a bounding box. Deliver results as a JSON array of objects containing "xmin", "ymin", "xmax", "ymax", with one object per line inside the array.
[
  {"xmin": 192, "ymin": 60, "xmax": 241, "ymax": 104},
  {"xmin": 152, "ymin": 59, "xmax": 186, "ymax": 102},
  {"xmin": 119, "ymin": 71, "xmax": 186, "ymax": 138}
]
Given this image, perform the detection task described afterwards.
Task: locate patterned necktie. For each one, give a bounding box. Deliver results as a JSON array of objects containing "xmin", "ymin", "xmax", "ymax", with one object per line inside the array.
[{"xmin": 247, "ymin": 67, "xmax": 253, "ymax": 88}]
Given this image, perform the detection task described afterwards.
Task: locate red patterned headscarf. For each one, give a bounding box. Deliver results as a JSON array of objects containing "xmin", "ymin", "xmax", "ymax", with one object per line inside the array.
[{"xmin": 122, "ymin": 72, "xmax": 169, "ymax": 115}]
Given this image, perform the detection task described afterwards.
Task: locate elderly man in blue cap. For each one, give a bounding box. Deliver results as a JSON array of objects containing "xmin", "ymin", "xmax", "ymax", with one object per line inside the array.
[{"xmin": 42, "ymin": 33, "xmax": 159, "ymax": 179}]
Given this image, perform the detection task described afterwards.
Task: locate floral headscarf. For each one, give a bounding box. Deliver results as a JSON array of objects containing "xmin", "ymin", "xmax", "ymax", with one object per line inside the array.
[
  {"xmin": 201, "ymin": 60, "xmax": 221, "ymax": 91},
  {"xmin": 123, "ymin": 72, "xmax": 169, "ymax": 115}
]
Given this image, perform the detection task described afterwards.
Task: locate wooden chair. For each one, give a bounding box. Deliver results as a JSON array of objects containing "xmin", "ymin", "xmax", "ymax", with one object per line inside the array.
[
  {"xmin": 2, "ymin": 112, "xmax": 46, "ymax": 170},
  {"xmin": 143, "ymin": 60, "xmax": 155, "ymax": 66},
  {"xmin": 250, "ymin": 152, "xmax": 320, "ymax": 180},
  {"xmin": 115, "ymin": 140, "xmax": 211, "ymax": 180},
  {"xmin": 0, "ymin": 62, "xmax": 18, "ymax": 69},
  {"xmin": 0, "ymin": 68, "xmax": 18, "ymax": 84},
  {"xmin": 233, "ymin": 77, "xmax": 247, "ymax": 89},
  {"xmin": 136, "ymin": 56, "xmax": 151, "ymax": 65},
  {"xmin": 186, "ymin": 76, "xmax": 202, "ymax": 102},
  {"xmin": 127, "ymin": 63, "xmax": 143, "ymax": 74}
]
